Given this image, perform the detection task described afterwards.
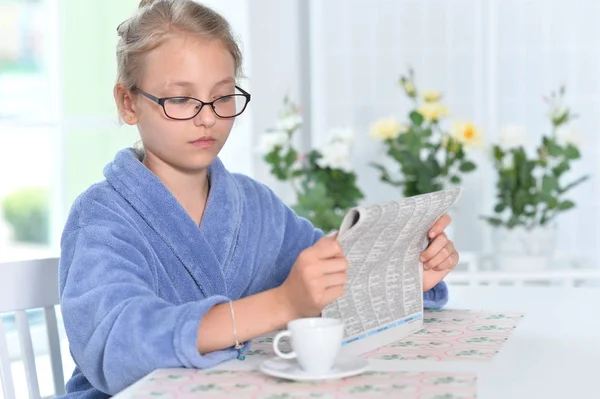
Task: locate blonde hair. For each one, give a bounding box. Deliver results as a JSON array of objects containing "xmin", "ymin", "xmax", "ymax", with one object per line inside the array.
[{"xmin": 116, "ymin": 0, "xmax": 243, "ymax": 91}]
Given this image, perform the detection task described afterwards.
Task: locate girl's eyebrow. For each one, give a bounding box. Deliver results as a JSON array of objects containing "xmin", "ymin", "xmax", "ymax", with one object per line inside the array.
[
  {"xmin": 163, "ymin": 77, "xmax": 235, "ymax": 89},
  {"xmin": 213, "ymin": 77, "xmax": 235, "ymax": 87}
]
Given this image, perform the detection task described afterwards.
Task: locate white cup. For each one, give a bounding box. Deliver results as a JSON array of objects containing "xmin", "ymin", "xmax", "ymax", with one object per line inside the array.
[{"xmin": 273, "ymin": 318, "xmax": 344, "ymax": 374}]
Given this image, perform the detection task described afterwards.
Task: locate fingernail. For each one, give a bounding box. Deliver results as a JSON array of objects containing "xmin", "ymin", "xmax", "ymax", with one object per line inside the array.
[
  {"xmin": 420, "ymin": 255, "xmax": 425, "ymax": 262},
  {"xmin": 429, "ymin": 231, "xmax": 436, "ymax": 238}
]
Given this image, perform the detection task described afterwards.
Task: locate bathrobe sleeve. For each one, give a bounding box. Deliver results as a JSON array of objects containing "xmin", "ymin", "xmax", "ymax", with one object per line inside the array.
[
  {"xmin": 255, "ymin": 186, "xmax": 324, "ymax": 290},
  {"xmin": 423, "ymin": 280, "xmax": 449, "ymax": 309},
  {"xmin": 59, "ymin": 206, "xmax": 236, "ymax": 395}
]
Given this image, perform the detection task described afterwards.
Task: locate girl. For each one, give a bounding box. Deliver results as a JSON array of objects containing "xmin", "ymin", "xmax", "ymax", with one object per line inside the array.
[{"xmin": 58, "ymin": 0, "xmax": 459, "ymax": 397}]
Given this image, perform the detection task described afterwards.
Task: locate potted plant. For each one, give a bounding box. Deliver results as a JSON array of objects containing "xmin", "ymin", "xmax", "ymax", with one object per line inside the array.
[
  {"xmin": 369, "ymin": 68, "xmax": 482, "ymax": 199},
  {"xmin": 258, "ymin": 97, "xmax": 364, "ymax": 233},
  {"xmin": 482, "ymin": 87, "xmax": 589, "ymax": 270}
]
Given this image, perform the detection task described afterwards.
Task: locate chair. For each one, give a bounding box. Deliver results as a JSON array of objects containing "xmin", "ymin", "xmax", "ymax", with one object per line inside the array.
[{"xmin": 0, "ymin": 258, "xmax": 65, "ymax": 399}]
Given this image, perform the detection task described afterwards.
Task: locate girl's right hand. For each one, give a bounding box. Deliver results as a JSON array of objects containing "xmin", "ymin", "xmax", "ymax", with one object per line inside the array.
[{"xmin": 277, "ymin": 236, "xmax": 349, "ymax": 319}]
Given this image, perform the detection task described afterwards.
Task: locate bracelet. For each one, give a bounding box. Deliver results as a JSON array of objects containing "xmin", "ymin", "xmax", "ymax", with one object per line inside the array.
[{"xmin": 228, "ymin": 300, "xmax": 245, "ymax": 360}]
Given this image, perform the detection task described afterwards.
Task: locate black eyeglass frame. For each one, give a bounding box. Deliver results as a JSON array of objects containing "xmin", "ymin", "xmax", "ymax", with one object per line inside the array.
[{"xmin": 133, "ymin": 85, "xmax": 251, "ymax": 120}]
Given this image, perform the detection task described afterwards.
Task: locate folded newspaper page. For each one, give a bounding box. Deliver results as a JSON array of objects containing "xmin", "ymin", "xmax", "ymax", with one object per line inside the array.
[{"xmin": 323, "ymin": 187, "xmax": 462, "ymax": 356}]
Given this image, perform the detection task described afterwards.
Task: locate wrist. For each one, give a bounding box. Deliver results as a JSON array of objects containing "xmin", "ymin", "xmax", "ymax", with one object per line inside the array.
[{"xmin": 272, "ymin": 286, "xmax": 298, "ymax": 323}]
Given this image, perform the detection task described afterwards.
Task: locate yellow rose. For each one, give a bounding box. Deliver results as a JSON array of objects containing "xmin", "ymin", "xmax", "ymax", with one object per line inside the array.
[
  {"xmin": 369, "ymin": 117, "xmax": 408, "ymax": 140},
  {"xmin": 417, "ymin": 102, "xmax": 450, "ymax": 122},
  {"xmin": 449, "ymin": 121, "xmax": 483, "ymax": 148},
  {"xmin": 423, "ymin": 89, "xmax": 442, "ymax": 103},
  {"xmin": 441, "ymin": 136, "xmax": 461, "ymax": 153}
]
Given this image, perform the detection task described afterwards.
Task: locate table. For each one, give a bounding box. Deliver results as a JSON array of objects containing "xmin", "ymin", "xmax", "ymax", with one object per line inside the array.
[
  {"xmin": 115, "ymin": 287, "xmax": 600, "ymax": 398},
  {"xmin": 445, "ymin": 286, "xmax": 599, "ymax": 398}
]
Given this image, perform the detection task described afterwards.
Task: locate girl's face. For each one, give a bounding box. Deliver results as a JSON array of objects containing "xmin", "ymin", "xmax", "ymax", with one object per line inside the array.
[{"xmin": 131, "ymin": 32, "xmax": 237, "ymax": 172}]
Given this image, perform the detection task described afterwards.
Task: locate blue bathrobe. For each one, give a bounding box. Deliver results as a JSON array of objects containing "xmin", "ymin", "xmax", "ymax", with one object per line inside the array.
[{"xmin": 58, "ymin": 148, "xmax": 448, "ymax": 398}]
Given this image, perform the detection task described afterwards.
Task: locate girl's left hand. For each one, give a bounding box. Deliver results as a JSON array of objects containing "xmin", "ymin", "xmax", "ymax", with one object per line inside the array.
[{"xmin": 420, "ymin": 214, "xmax": 459, "ymax": 291}]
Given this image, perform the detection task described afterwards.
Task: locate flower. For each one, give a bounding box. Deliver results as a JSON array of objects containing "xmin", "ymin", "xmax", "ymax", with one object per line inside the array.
[
  {"xmin": 257, "ymin": 132, "xmax": 288, "ymax": 154},
  {"xmin": 556, "ymin": 125, "xmax": 584, "ymax": 149},
  {"xmin": 369, "ymin": 117, "xmax": 408, "ymax": 140},
  {"xmin": 262, "ymin": 97, "xmax": 364, "ymax": 233},
  {"xmin": 423, "ymin": 90, "xmax": 442, "ymax": 103},
  {"xmin": 449, "ymin": 121, "xmax": 483, "ymax": 148},
  {"xmin": 328, "ymin": 128, "xmax": 355, "ymax": 146},
  {"xmin": 441, "ymin": 136, "xmax": 460, "ymax": 153},
  {"xmin": 317, "ymin": 141, "xmax": 353, "ymax": 172},
  {"xmin": 291, "ymin": 152, "xmax": 306, "ymax": 171},
  {"xmin": 498, "ymin": 124, "xmax": 526, "ymax": 151},
  {"xmin": 484, "ymin": 86, "xmax": 589, "ymax": 230},
  {"xmin": 274, "ymin": 113, "xmax": 302, "ymax": 132},
  {"xmin": 417, "ymin": 102, "xmax": 450, "ymax": 122},
  {"xmin": 401, "ymin": 80, "xmax": 416, "ymax": 96},
  {"xmin": 548, "ymin": 105, "xmax": 569, "ymax": 127}
]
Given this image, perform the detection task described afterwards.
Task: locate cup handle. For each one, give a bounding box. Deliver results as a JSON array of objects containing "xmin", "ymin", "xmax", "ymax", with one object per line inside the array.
[{"xmin": 273, "ymin": 330, "xmax": 296, "ymax": 359}]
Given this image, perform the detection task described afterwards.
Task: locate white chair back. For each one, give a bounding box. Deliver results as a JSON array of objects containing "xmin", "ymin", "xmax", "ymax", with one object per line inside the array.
[{"xmin": 0, "ymin": 258, "xmax": 65, "ymax": 399}]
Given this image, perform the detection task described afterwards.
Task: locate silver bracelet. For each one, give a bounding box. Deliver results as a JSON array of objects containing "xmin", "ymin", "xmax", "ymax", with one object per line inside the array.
[{"xmin": 228, "ymin": 300, "xmax": 245, "ymax": 360}]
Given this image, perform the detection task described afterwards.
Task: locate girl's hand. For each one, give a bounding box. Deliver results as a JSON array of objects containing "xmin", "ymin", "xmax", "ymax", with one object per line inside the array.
[
  {"xmin": 277, "ymin": 236, "xmax": 348, "ymax": 319},
  {"xmin": 420, "ymin": 214, "xmax": 459, "ymax": 291}
]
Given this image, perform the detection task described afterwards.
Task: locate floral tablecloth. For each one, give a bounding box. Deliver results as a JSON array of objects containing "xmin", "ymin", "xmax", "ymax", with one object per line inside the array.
[
  {"xmin": 121, "ymin": 369, "xmax": 477, "ymax": 399},
  {"xmin": 117, "ymin": 309, "xmax": 523, "ymax": 398},
  {"xmin": 249, "ymin": 309, "xmax": 524, "ymax": 362}
]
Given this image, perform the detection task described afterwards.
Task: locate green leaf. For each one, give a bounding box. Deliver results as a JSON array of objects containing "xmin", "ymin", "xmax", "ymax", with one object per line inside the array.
[
  {"xmin": 284, "ymin": 148, "xmax": 298, "ymax": 168},
  {"xmin": 459, "ymin": 161, "xmax": 476, "ymax": 172},
  {"xmin": 507, "ymin": 216, "xmax": 521, "ymax": 229},
  {"xmin": 264, "ymin": 151, "xmax": 280, "ymax": 165},
  {"xmin": 494, "ymin": 204, "xmax": 506, "ymax": 213},
  {"xmin": 370, "ymin": 162, "xmax": 403, "ymax": 187},
  {"xmin": 514, "ymin": 189, "xmax": 529, "ymax": 213},
  {"xmin": 482, "ymin": 217, "xmax": 503, "ymax": 227},
  {"xmin": 547, "ymin": 197, "xmax": 559, "ymax": 209},
  {"xmin": 409, "ymin": 111, "xmax": 424, "ymax": 126},
  {"xmin": 546, "ymin": 140, "xmax": 563, "ymax": 157},
  {"xmin": 557, "ymin": 200, "xmax": 575, "ymax": 211},
  {"xmin": 542, "ymin": 176, "xmax": 559, "ymax": 194},
  {"xmin": 559, "ymin": 175, "xmax": 590, "ymax": 194},
  {"xmin": 493, "ymin": 146, "xmax": 504, "ymax": 162},
  {"xmin": 416, "ymin": 178, "xmax": 435, "ymax": 195},
  {"xmin": 552, "ymin": 110, "xmax": 570, "ymax": 127},
  {"xmin": 552, "ymin": 161, "xmax": 569, "ymax": 176},
  {"xmin": 564, "ymin": 145, "xmax": 580, "ymax": 160},
  {"xmin": 450, "ymin": 176, "xmax": 461, "ymax": 184},
  {"xmin": 539, "ymin": 191, "xmax": 554, "ymax": 203}
]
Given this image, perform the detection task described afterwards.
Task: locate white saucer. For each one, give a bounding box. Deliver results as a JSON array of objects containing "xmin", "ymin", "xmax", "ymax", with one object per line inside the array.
[{"xmin": 259, "ymin": 354, "xmax": 369, "ymax": 381}]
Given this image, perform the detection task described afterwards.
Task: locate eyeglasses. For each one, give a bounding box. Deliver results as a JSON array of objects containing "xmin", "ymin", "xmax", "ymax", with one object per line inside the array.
[{"xmin": 133, "ymin": 85, "xmax": 251, "ymax": 120}]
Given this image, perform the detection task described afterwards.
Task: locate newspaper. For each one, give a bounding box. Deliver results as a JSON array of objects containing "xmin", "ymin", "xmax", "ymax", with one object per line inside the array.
[{"xmin": 323, "ymin": 187, "xmax": 462, "ymax": 356}]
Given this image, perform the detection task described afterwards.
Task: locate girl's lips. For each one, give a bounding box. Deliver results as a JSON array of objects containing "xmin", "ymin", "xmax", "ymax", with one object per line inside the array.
[{"xmin": 190, "ymin": 137, "xmax": 216, "ymax": 148}]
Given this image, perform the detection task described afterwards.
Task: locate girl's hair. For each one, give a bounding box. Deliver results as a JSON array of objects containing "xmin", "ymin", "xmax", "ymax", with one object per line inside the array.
[{"xmin": 116, "ymin": 0, "xmax": 242, "ymax": 90}]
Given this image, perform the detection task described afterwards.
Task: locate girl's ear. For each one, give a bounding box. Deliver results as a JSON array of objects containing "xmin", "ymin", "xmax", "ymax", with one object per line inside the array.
[{"xmin": 114, "ymin": 84, "xmax": 139, "ymax": 125}]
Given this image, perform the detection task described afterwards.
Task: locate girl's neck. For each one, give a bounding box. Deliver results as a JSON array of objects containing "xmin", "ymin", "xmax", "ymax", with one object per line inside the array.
[{"xmin": 142, "ymin": 152, "xmax": 210, "ymax": 226}]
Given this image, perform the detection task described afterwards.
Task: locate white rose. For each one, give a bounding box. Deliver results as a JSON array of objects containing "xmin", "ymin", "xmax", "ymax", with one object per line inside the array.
[
  {"xmin": 275, "ymin": 114, "xmax": 303, "ymax": 132},
  {"xmin": 549, "ymin": 105, "xmax": 568, "ymax": 125},
  {"xmin": 498, "ymin": 124, "xmax": 526, "ymax": 151},
  {"xmin": 328, "ymin": 128, "xmax": 355, "ymax": 146},
  {"xmin": 317, "ymin": 141, "xmax": 353, "ymax": 172},
  {"xmin": 256, "ymin": 132, "xmax": 289, "ymax": 154},
  {"xmin": 556, "ymin": 125, "xmax": 584, "ymax": 149}
]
